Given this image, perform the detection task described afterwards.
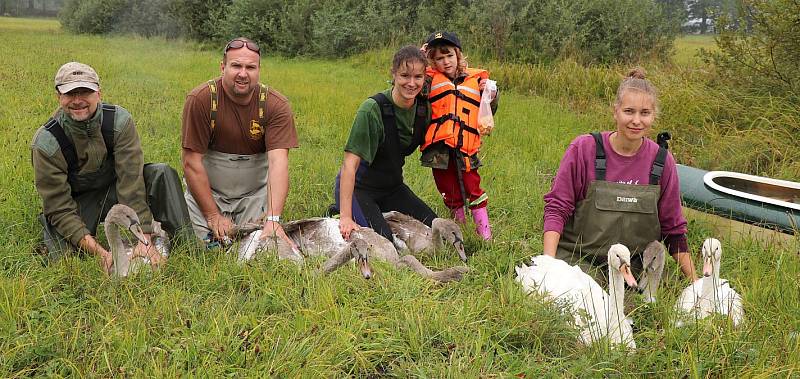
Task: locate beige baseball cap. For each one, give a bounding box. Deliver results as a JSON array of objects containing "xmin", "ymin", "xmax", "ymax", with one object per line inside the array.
[{"xmin": 54, "ymin": 62, "xmax": 100, "ymax": 93}]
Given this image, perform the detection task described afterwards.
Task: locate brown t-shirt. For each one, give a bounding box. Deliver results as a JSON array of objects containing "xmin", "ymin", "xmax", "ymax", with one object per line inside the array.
[{"xmin": 181, "ymin": 78, "xmax": 299, "ymax": 154}]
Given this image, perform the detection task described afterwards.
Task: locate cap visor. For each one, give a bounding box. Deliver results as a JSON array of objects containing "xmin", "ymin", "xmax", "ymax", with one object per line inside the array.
[{"xmin": 57, "ymin": 82, "xmax": 99, "ymax": 93}]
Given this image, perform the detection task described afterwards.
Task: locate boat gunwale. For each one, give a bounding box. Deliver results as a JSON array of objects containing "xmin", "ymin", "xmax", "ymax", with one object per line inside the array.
[{"xmin": 702, "ymin": 170, "xmax": 800, "ymax": 211}]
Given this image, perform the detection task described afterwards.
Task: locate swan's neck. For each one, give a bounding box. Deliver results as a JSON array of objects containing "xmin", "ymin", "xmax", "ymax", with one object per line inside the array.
[
  {"xmin": 700, "ymin": 257, "xmax": 721, "ymax": 313},
  {"xmin": 430, "ymin": 226, "xmax": 443, "ymax": 249},
  {"xmin": 104, "ymin": 222, "xmax": 126, "ymax": 274},
  {"xmin": 607, "ymin": 265, "xmax": 626, "ymax": 335}
]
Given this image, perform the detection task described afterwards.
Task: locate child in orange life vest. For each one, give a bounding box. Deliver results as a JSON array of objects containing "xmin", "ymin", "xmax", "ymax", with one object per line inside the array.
[{"xmin": 420, "ymin": 31, "xmax": 498, "ymax": 241}]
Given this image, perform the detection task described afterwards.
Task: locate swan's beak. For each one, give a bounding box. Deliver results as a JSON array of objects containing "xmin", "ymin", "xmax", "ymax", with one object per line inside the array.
[
  {"xmin": 620, "ymin": 263, "xmax": 638, "ymax": 289},
  {"xmin": 452, "ymin": 232, "xmax": 467, "ymax": 262},
  {"xmin": 128, "ymin": 223, "xmax": 149, "ymax": 246},
  {"xmin": 702, "ymin": 256, "xmax": 713, "ymax": 277},
  {"xmin": 357, "ymin": 254, "xmax": 372, "ymax": 279}
]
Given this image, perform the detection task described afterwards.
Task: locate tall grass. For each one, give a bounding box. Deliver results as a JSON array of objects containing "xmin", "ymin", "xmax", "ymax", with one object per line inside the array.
[
  {"xmin": 479, "ymin": 36, "xmax": 800, "ymax": 180},
  {"xmin": 1, "ymin": 18, "xmax": 799, "ymax": 376}
]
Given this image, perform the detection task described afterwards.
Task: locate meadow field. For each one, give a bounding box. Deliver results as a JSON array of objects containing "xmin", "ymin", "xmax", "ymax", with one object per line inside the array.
[{"xmin": 1, "ymin": 17, "xmax": 799, "ymax": 377}]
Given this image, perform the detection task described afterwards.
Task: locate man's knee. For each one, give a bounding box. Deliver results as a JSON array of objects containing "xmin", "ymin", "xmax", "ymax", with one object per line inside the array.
[
  {"xmin": 38, "ymin": 213, "xmax": 71, "ymax": 261},
  {"xmin": 145, "ymin": 162, "xmax": 192, "ymax": 239},
  {"xmin": 144, "ymin": 162, "xmax": 180, "ymax": 184}
]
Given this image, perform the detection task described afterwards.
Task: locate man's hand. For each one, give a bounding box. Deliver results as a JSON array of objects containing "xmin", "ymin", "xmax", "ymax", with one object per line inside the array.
[
  {"xmin": 338, "ymin": 217, "xmax": 359, "ymax": 240},
  {"xmin": 98, "ymin": 250, "xmax": 113, "ymax": 274},
  {"xmin": 207, "ymin": 213, "xmax": 235, "ymax": 241},
  {"xmin": 262, "ymin": 220, "xmax": 299, "ymax": 253},
  {"xmin": 132, "ymin": 239, "xmax": 164, "ymax": 268}
]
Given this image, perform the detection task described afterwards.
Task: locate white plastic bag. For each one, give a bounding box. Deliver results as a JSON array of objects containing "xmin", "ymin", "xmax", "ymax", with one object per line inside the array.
[{"xmin": 478, "ymin": 79, "xmax": 497, "ymax": 135}]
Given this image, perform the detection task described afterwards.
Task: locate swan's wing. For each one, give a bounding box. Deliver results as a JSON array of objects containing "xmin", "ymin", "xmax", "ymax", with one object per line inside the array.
[
  {"xmin": 675, "ymin": 279, "xmax": 704, "ymax": 311},
  {"xmin": 383, "ymin": 211, "xmax": 429, "ymax": 248},
  {"xmin": 717, "ymin": 280, "xmax": 745, "ymax": 326},
  {"xmin": 290, "ymin": 218, "xmax": 346, "ymax": 256},
  {"xmin": 673, "ymin": 279, "xmax": 706, "ymax": 326},
  {"xmin": 238, "ymin": 230, "xmax": 263, "ymax": 262}
]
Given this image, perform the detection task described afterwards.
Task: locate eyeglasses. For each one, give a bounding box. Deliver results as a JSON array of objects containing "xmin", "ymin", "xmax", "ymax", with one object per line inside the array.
[
  {"xmin": 59, "ymin": 88, "xmax": 96, "ymax": 98},
  {"xmin": 224, "ymin": 39, "xmax": 260, "ymax": 55}
]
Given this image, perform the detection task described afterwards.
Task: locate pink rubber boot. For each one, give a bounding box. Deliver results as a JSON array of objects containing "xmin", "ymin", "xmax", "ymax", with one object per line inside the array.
[
  {"xmin": 471, "ymin": 207, "xmax": 492, "ymax": 241},
  {"xmin": 451, "ymin": 207, "xmax": 466, "ymax": 224}
]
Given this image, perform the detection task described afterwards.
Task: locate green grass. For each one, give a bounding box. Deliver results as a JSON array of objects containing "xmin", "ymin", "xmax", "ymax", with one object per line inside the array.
[
  {"xmin": 2, "ymin": 18, "xmax": 799, "ymax": 377},
  {"xmin": 672, "ymin": 35, "xmax": 717, "ymax": 66}
]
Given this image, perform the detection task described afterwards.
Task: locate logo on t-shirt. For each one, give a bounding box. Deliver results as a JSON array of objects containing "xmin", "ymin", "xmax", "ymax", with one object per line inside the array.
[{"xmin": 249, "ymin": 120, "xmax": 264, "ymax": 140}]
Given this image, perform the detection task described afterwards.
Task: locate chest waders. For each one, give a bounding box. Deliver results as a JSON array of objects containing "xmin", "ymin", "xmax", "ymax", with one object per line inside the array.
[
  {"xmin": 40, "ymin": 105, "xmax": 192, "ymax": 257},
  {"xmin": 332, "ymin": 92, "xmax": 432, "ymax": 240},
  {"xmin": 355, "ymin": 92, "xmax": 426, "ymax": 192},
  {"xmin": 39, "ymin": 105, "xmax": 118, "ymax": 258},
  {"xmin": 556, "ymin": 132, "xmax": 668, "ymax": 277},
  {"xmin": 184, "ymin": 82, "xmax": 270, "ymax": 239}
]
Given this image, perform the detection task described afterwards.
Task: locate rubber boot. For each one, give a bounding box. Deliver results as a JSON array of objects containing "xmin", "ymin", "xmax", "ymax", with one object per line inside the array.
[
  {"xmin": 451, "ymin": 207, "xmax": 466, "ymax": 225},
  {"xmin": 471, "ymin": 207, "xmax": 492, "ymax": 241}
]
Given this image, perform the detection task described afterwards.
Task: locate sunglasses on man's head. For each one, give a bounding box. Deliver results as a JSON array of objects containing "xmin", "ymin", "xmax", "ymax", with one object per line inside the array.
[{"xmin": 224, "ymin": 39, "xmax": 260, "ymax": 55}]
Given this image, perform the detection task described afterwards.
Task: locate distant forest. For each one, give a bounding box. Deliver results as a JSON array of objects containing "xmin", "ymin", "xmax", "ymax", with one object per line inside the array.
[
  {"xmin": 1, "ymin": 0, "xmax": 744, "ymax": 35},
  {"xmin": 1, "ymin": 0, "xmax": 63, "ymax": 17}
]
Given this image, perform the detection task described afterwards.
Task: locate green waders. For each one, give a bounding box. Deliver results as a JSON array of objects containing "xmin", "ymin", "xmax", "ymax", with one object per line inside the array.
[
  {"xmin": 40, "ymin": 163, "xmax": 192, "ymax": 261},
  {"xmin": 556, "ymin": 132, "xmax": 668, "ymax": 280}
]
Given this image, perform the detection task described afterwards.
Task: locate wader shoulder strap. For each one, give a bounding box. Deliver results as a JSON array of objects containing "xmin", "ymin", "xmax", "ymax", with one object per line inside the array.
[
  {"xmin": 656, "ymin": 131, "xmax": 671, "ymax": 150},
  {"xmin": 44, "ymin": 119, "xmax": 78, "ymax": 174},
  {"xmin": 370, "ymin": 92, "xmax": 396, "ymax": 132},
  {"xmin": 207, "ymin": 80, "xmax": 268, "ymax": 144},
  {"xmin": 405, "ymin": 98, "xmax": 427, "ymax": 155},
  {"xmin": 45, "ymin": 105, "xmax": 117, "ymax": 175},
  {"xmin": 649, "ymin": 146, "xmax": 668, "ymax": 185},
  {"xmin": 207, "ymin": 80, "xmax": 219, "ymax": 133},
  {"xmin": 370, "ymin": 93, "xmax": 426, "ymax": 156},
  {"xmin": 591, "ymin": 132, "xmax": 606, "ymax": 181},
  {"xmin": 258, "ymin": 83, "xmax": 268, "ymax": 129},
  {"xmin": 100, "ymin": 104, "xmax": 116, "ymax": 156}
]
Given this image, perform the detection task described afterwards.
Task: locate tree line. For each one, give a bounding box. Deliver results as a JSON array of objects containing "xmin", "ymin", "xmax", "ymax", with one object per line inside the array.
[
  {"xmin": 56, "ymin": 0, "xmax": 683, "ymax": 64},
  {"xmin": 1, "ymin": 0, "xmax": 63, "ymax": 17}
]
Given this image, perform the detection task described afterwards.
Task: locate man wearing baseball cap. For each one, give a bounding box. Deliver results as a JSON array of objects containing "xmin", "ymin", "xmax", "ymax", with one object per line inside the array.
[{"xmin": 31, "ymin": 61, "xmax": 191, "ymax": 274}]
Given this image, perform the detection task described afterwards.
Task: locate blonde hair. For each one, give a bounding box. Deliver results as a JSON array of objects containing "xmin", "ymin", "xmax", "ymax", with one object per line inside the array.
[
  {"xmin": 615, "ymin": 67, "xmax": 659, "ymax": 113},
  {"xmin": 426, "ymin": 44, "xmax": 468, "ymax": 78}
]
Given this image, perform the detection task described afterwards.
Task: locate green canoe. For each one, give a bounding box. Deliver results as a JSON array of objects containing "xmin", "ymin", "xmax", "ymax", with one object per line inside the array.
[{"xmin": 678, "ymin": 164, "xmax": 800, "ymax": 234}]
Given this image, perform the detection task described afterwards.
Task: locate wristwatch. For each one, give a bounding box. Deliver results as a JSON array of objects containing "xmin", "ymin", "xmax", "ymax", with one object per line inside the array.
[{"xmin": 265, "ymin": 215, "xmax": 281, "ymax": 223}]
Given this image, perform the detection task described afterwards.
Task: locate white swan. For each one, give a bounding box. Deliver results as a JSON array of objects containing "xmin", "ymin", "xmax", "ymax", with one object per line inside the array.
[
  {"xmin": 515, "ymin": 244, "xmax": 638, "ymax": 349},
  {"xmin": 104, "ymin": 204, "xmax": 151, "ymax": 277},
  {"xmin": 674, "ymin": 238, "xmax": 744, "ymax": 327},
  {"xmin": 383, "ymin": 211, "xmax": 467, "ymax": 262}
]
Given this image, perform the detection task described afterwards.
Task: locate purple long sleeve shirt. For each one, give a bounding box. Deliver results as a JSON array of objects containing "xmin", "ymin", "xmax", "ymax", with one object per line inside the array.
[{"xmin": 543, "ymin": 132, "xmax": 688, "ymax": 253}]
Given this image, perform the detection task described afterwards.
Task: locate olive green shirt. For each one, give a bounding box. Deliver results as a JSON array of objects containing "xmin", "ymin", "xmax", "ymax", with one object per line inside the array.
[
  {"xmin": 31, "ymin": 104, "xmax": 153, "ymax": 246},
  {"xmin": 344, "ymin": 89, "xmax": 428, "ymax": 164}
]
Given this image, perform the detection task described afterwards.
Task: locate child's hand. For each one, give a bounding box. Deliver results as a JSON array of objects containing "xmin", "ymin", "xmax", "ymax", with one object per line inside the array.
[
  {"xmin": 420, "ymin": 43, "xmax": 428, "ymax": 54},
  {"xmin": 480, "ymin": 80, "xmax": 486, "ymax": 91}
]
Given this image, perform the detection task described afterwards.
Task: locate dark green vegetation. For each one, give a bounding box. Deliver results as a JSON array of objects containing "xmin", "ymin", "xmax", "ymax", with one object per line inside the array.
[
  {"xmin": 58, "ymin": 0, "xmax": 677, "ymax": 63},
  {"xmin": 1, "ymin": 17, "xmax": 799, "ymax": 377}
]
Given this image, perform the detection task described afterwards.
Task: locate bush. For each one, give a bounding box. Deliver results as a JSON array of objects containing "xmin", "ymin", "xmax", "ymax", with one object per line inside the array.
[
  {"xmin": 59, "ymin": 0, "xmax": 678, "ymax": 64},
  {"xmin": 60, "ymin": 0, "xmax": 180, "ymax": 37},
  {"xmin": 706, "ymin": 0, "xmax": 800, "ymax": 101},
  {"xmin": 167, "ymin": 0, "xmax": 231, "ymax": 42},
  {"xmin": 60, "ymin": 0, "xmax": 126, "ymax": 35}
]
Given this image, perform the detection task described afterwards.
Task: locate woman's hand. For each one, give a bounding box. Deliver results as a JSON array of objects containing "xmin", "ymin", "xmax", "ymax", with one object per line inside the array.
[{"xmin": 339, "ymin": 217, "xmax": 359, "ymax": 240}]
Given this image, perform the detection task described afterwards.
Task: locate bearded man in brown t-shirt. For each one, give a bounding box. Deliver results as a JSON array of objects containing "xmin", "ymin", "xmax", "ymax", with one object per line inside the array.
[{"xmin": 181, "ymin": 37, "xmax": 299, "ymax": 250}]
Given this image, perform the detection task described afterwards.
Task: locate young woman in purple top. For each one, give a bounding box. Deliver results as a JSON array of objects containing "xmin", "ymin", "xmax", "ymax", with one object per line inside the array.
[{"xmin": 542, "ymin": 68, "xmax": 696, "ymax": 281}]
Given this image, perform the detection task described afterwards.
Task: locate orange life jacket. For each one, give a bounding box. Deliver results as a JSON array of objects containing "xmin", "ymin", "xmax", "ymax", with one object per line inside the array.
[{"xmin": 421, "ymin": 67, "xmax": 488, "ymax": 157}]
